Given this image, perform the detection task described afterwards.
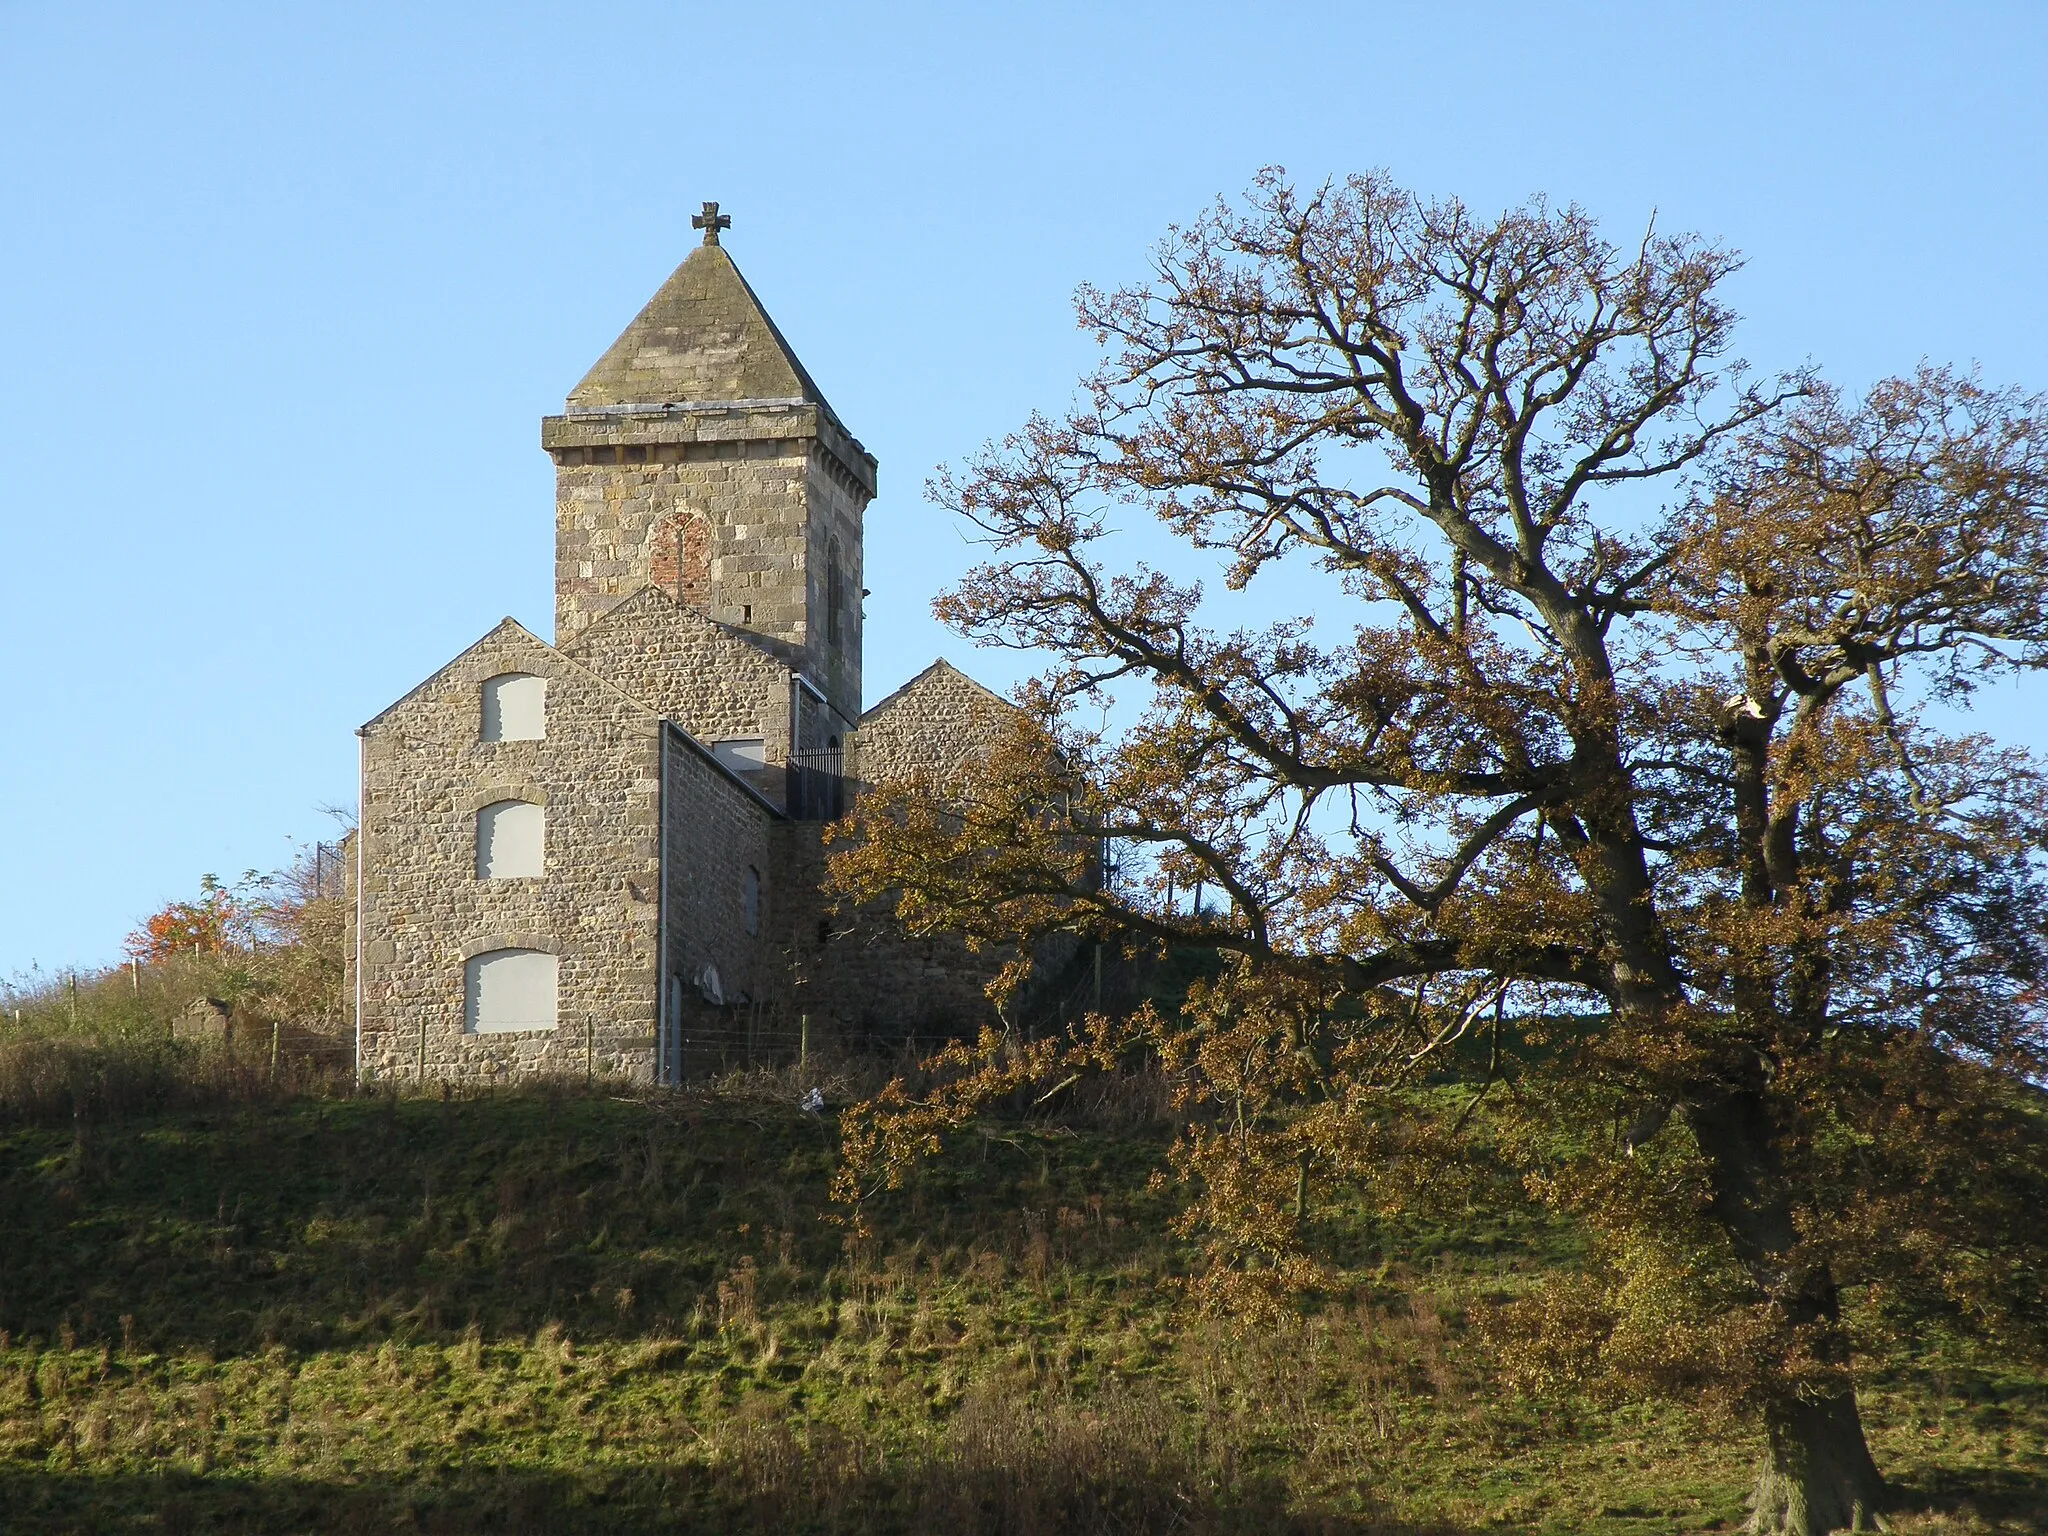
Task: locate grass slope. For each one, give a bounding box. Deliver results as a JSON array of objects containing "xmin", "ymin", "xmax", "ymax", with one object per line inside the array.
[{"xmin": 0, "ymin": 1081, "xmax": 2041, "ymax": 1534}]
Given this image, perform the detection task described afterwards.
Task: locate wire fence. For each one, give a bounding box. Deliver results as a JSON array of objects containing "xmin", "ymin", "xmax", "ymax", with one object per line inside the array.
[{"xmin": 671, "ymin": 1007, "xmax": 814, "ymax": 1082}]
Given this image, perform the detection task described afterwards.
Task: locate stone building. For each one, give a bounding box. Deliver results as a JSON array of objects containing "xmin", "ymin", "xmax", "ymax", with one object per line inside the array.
[{"xmin": 349, "ymin": 210, "xmax": 1017, "ymax": 1084}]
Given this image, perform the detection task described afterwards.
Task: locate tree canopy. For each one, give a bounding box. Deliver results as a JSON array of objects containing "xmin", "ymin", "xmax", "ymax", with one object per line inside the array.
[
  {"xmin": 830, "ymin": 172, "xmax": 2048, "ymax": 1536},
  {"xmin": 827, "ymin": 171, "xmax": 2048, "ymax": 1536}
]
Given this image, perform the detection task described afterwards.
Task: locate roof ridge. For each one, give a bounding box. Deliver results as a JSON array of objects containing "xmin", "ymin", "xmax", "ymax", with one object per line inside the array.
[
  {"xmin": 360, "ymin": 616, "xmax": 660, "ymax": 733},
  {"xmin": 860, "ymin": 657, "xmax": 1015, "ymax": 722},
  {"xmin": 724, "ymin": 251, "xmax": 833, "ymax": 415}
]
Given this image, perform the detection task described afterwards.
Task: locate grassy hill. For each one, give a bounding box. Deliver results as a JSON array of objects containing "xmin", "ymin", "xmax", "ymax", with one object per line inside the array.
[{"xmin": 0, "ymin": 1053, "xmax": 2042, "ymax": 1536}]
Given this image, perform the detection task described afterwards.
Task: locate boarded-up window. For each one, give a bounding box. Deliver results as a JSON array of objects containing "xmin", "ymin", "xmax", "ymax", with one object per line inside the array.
[
  {"xmin": 743, "ymin": 865, "xmax": 761, "ymax": 935},
  {"xmin": 481, "ymin": 674, "xmax": 546, "ymax": 741},
  {"xmin": 464, "ymin": 949, "xmax": 557, "ymax": 1033},
  {"xmin": 711, "ymin": 737, "xmax": 766, "ymax": 775},
  {"xmin": 476, "ymin": 800, "xmax": 545, "ymax": 878}
]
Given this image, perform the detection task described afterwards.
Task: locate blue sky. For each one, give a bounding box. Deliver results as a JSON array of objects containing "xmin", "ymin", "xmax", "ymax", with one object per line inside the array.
[{"xmin": 3, "ymin": 2, "xmax": 2045, "ymax": 974}]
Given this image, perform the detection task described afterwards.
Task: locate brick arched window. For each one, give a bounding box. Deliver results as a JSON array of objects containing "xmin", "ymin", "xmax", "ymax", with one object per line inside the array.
[{"xmin": 651, "ymin": 511, "xmax": 712, "ymax": 611}]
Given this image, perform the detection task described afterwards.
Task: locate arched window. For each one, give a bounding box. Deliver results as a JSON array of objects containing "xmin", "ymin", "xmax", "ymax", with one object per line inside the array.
[
  {"xmin": 826, "ymin": 537, "xmax": 844, "ymax": 646},
  {"xmin": 743, "ymin": 865, "xmax": 761, "ymax": 936},
  {"xmin": 481, "ymin": 674, "xmax": 546, "ymax": 742},
  {"xmin": 464, "ymin": 949, "xmax": 557, "ymax": 1033},
  {"xmin": 475, "ymin": 800, "xmax": 545, "ymax": 879}
]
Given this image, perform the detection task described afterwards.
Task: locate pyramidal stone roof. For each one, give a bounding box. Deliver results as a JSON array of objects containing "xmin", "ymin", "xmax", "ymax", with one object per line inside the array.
[{"xmin": 567, "ymin": 241, "xmax": 831, "ymax": 410}]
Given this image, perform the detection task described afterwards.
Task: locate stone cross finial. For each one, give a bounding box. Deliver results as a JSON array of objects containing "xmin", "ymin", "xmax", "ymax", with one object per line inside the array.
[{"xmin": 691, "ymin": 201, "xmax": 732, "ymax": 246}]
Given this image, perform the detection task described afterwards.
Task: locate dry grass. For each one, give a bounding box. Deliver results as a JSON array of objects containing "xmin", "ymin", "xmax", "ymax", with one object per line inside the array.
[{"xmin": 0, "ymin": 1057, "xmax": 2038, "ymax": 1534}]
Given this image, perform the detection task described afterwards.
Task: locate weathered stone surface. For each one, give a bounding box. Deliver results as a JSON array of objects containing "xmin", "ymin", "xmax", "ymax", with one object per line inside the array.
[
  {"xmin": 567, "ymin": 242, "xmax": 827, "ymax": 411},
  {"xmin": 773, "ymin": 825, "xmax": 1016, "ymax": 1044},
  {"xmin": 545, "ymin": 417, "xmax": 868, "ymax": 732},
  {"xmin": 660, "ymin": 727, "xmax": 779, "ymax": 1065},
  {"xmin": 775, "ymin": 660, "xmax": 1046, "ymax": 1040},
  {"xmin": 174, "ymin": 997, "xmax": 232, "ymax": 1041},
  {"xmin": 563, "ymin": 588, "xmax": 792, "ymax": 800},
  {"xmin": 858, "ymin": 660, "xmax": 1017, "ymax": 788}
]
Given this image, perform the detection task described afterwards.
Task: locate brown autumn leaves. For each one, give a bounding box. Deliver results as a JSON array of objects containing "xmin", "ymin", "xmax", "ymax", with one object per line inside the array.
[{"xmin": 827, "ymin": 172, "xmax": 2048, "ymax": 1518}]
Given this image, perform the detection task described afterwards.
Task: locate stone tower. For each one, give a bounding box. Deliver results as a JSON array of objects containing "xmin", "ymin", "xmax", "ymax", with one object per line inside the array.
[
  {"xmin": 349, "ymin": 210, "xmax": 1033, "ymax": 1088},
  {"xmin": 539, "ymin": 214, "xmax": 875, "ymax": 732}
]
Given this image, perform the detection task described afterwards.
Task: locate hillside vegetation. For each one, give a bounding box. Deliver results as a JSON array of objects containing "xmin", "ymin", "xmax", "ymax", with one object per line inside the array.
[{"xmin": 0, "ymin": 1027, "xmax": 2041, "ymax": 1534}]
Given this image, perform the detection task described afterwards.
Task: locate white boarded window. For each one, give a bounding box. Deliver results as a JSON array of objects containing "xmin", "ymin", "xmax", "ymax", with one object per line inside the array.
[
  {"xmin": 743, "ymin": 865, "xmax": 761, "ymax": 935},
  {"xmin": 711, "ymin": 737, "xmax": 766, "ymax": 774},
  {"xmin": 476, "ymin": 800, "xmax": 545, "ymax": 879},
  {"xmin": 481, "ymin": 674, "xmax": 546, "ymax": 741},
  {"xmin": 464, "ymin": 949, "xmax": 558, "ymax": 1033}
]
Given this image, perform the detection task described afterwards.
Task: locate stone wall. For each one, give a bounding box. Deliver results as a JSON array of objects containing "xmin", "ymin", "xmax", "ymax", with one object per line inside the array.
[
  {"xmin": 857, "ymin": 660, "xmax": 1018, "ymax": 788},
  {"xmin": 772, "ymin": 823, "xmax": 1009, "ymax": 1043},
  {"xmin": 548, "ymin": 418, "xmax": 812, "ymax": 646},
  {"xmin": 659, "ymin": 723, "xmax": 781, "ymax": 1079},
  {"xmin": 803, "ymin": 446, "xmax": 866, "ymax": 724},
  {"xmin": 544, "ymin": 402, "xmax": 874, "ymax": 709},
  {"xmin": 756, "ymin": 662, "xmax": 1035, "ymax": 1045},
  {"xmin": 339, "ymin": 825, "xmax": 358, "ymax": 1064},
  {"xmin": 356, "ymin": 620, "xmax": 662, "ymax": 1084},
  {"xmin": 564, "ymin": 587, "xmax": 794, "ymax": 803}
]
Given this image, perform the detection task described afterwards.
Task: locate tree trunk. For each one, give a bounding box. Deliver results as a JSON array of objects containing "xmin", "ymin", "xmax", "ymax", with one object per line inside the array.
[
  {"xmin": 1686, "ymin": 1087, "xmax": 1890, "ymax": 1535},
  {"xmin": 1750, "ymin": 1387, "xmax": 1889, "ymax": 1535}
]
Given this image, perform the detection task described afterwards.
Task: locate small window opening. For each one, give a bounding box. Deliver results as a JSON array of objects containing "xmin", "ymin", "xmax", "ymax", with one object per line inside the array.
[
  {"xmin": 711, "ymin": 738, "xmax": 766, "ymax": 774},
  {"xmin": 743, "ymin": 866, "xmax": 761, "ymax": 936},
  {"xmin": 481, "ymin": 674, "xmax": 546, "ymax": 742}
]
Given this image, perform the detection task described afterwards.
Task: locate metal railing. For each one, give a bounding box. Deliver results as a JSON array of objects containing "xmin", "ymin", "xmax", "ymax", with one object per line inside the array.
[{"xmin": 786, "ymin": 747, "xmax": 847, "ymax": 821}]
